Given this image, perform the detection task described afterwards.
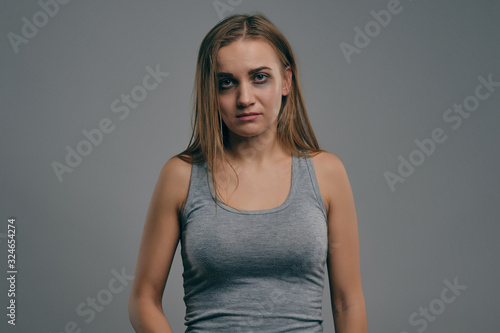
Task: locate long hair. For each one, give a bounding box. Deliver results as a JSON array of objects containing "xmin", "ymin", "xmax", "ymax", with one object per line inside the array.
[{"xmin": 175, "ymin": 12, "xmax": 325, "ymax": 211}]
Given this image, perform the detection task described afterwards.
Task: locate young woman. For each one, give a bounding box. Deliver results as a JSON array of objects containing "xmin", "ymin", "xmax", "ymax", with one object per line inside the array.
[{"xmin": 129, "ymin": 13, "xmax": 367, "ymax": 333}]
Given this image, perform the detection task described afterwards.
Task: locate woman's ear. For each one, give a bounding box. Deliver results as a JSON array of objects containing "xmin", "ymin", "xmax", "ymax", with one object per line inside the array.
[{"xmin": 282, "ymin": 66, "xmax": 292, "ymax": 96}]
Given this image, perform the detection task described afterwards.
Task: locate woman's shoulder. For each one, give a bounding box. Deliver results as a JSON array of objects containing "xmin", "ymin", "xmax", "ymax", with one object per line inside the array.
[
  {"xmin": 309, "ymin": 150, "xmax": 350, "ymax": 212},
  {"xmin": 163, "ymin": 154, "xmax": 193, "ymax": 177},
  {"xmin": 309, "ymin": 150, "xmax": 344, "ymax": 172},
  {"xmin": 156, "ymin": 154, "xmax": 194, "ymax": 213}
]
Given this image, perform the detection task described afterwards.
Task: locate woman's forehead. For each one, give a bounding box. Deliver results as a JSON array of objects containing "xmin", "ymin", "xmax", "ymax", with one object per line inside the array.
[{"xmin": 216, "ymin": 40, "xmax": 280, "ymax": 72}]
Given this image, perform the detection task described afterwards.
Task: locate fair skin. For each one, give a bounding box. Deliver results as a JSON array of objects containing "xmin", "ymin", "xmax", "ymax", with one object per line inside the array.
[{"xmin": 128, "ymin": 39, "xmax": 367, "ymax": 332}]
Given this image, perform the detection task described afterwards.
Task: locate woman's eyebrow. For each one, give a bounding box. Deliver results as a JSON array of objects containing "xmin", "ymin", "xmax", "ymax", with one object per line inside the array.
[{"xmin": 217, "ymin": 66, "xmax": 271, "ymax": 78}]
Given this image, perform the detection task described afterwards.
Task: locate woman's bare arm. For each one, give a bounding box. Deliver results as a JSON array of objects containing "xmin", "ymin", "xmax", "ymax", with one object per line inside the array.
[
  {"xmin": 128, "ymin": 156, "xmax": 192, "ymax": 333},
  {"xmin": 314, "ymin": 152, "xmax": 368, "ymax": 333}
]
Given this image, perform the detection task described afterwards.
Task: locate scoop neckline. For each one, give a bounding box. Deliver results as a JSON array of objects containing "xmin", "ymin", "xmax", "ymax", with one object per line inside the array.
[{"xmin": 206, "ymin": 154, "xmax": 297, "ymax": 215}]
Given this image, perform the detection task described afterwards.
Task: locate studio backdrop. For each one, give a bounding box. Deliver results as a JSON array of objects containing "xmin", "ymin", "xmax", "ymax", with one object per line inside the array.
[{"xmin": 1, "ymin": 0, "xmax": 499, "ymax": 332}]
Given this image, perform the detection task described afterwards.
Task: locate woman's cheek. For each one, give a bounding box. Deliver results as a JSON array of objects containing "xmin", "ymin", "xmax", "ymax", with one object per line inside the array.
[
  {"xmin": 218, "ymin": 98, "xmax": 233, "ymax": 118},
  {"xmin": 260, "ymin": 85, "xmax": 279, "ymax": 102}
]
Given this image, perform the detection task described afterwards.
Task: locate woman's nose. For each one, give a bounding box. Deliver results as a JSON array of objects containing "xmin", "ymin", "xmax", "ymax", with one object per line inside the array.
[{"xmin": 236, "ymin": 81, "xmax": 254, "ymax": 108}]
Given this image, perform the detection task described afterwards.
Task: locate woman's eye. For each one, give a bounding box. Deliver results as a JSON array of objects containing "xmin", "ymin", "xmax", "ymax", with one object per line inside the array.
[
  {"xmin": 255, "ymin": 73, "xmax": 268, "ymax": 83},
  {"xmin": 219, "ymin": 79, "xmax": 233, "ymax": 89}
]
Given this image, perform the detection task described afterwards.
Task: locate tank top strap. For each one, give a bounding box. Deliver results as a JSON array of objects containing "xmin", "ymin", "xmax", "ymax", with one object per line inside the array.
[
  {"xmin": 295, "ymin": 152, "xmax": 328, "ymax": 221},
  {"xmin": 181, "ymin": 160, "xmax": 212, "ymax": 227}
]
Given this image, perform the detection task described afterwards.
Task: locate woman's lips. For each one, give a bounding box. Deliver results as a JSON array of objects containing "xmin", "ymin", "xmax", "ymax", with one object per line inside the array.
[{"xmin": 236, "ymin": 113, "xmax": 260, "ymax": 121}]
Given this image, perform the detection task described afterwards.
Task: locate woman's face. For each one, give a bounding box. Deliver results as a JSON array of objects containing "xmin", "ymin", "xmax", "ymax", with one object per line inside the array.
[{"xmin": 216, "ymin": 39, "xmax": 291, "ymax": 141}]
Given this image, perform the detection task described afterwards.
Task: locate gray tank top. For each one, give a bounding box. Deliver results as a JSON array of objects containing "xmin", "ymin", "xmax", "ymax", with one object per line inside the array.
[{"xmin": 180, "ymin": 151, "xmax": 328, "ymax": 332}]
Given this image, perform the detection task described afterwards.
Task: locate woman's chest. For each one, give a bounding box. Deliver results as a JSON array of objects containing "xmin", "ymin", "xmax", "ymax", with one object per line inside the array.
[
  {"xmin": 213, "ymin": 162, "xmax": 293, "ymax": 211},
  {"xmin": 182, "ymin": 208, "xmax": 328, "ymax": 277}
]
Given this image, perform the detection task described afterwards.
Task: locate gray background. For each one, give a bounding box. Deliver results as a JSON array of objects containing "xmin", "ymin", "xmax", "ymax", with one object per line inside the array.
[{"xmin": 1, "ymin": 0, "xmax": 499, "ymax": 332}]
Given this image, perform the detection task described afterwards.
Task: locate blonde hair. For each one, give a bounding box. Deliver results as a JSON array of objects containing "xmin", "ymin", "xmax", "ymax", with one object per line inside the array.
[{"xmin": 176, "ymin": 12, "xmax": 325, "ymax": 211}]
